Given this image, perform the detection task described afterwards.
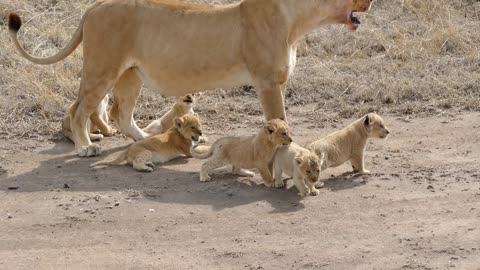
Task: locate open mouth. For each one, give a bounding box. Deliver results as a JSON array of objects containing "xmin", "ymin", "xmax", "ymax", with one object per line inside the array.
[
  {"xmin": 192, "ymin": 136, "xmax": 199, "ymax": 142},
  {"xmin": 349, "ymin": 12, "xmax": 361, "ymax": 31},
  {"xmin": 183, "ymin": 99, "xmax": 193, "ymax": 103}
]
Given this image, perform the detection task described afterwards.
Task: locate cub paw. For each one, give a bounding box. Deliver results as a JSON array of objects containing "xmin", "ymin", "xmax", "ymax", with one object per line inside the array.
[
  {"xmin": 136, "ymin": 166, "xmax": 154, "ymax": 173},
  {"xmin": 77, "ymin": 144, "xmax": 102, "ymax": 157},
  {"xmin": 274, "ymin": 180, "xmax": 285, "ymax": 188},
  {"xmin": 200, "ymin": 175, "xmax": 211, "ymax": 182},
  {"xmin": 145, "ymin": 162, "xmax": 155, "ymax": 169},
  {"xmin": 310, "ymin": 188, "xmax": 320, "ymax": 196},
  {"xmin": 315, "ymin": 181, "xmax": 325, "ymax": 188}
]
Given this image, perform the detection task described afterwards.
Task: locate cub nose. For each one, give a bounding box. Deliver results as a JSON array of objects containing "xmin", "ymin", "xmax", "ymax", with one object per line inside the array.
[
  {"xmin": 199, "ymin": 132, "xmax": 203, "ymax": 136},
  {"xmin": 386, "ymin": 129, "xmax": 390, "ymax": 134}
]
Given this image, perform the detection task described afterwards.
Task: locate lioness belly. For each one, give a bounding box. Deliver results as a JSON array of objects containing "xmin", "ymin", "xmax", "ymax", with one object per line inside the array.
[{"xmin": 136, "ymin": 64, "xmax": 252, "ymax": 96}]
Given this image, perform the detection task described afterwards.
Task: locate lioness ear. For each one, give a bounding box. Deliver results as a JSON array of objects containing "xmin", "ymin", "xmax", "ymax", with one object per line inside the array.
[
  {"xmin": 294, "ymin": 156, "xmax": 303, "ymax": 165},
  {"xmin": 364, "ymin": 115, "xmax": 372, "ymax": 126},
  {"xmin": 174, "ymin": 117, "xmax": 184, "ymax": 128}
]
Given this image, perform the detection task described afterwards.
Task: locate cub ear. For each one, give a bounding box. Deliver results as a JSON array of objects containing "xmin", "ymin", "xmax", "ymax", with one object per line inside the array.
[
  {"xmin": 174, "ymin": 117, "xmax": 184, "ymax": 128},
  {"xmin": 294, "ymin": 156, "xmax": 303, "ymax": 165},
  {"xmin": 364, "ymin": 115, "xmax": 372, "ymax": 126},
  {"xmin": 264, "ymin": 123, "xmax": 276, "ymax": 135}
]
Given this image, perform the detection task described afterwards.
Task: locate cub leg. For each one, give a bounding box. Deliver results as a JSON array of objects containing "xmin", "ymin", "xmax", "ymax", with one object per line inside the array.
[
  {"xmin": 132, "ymin": 150, "xmax": 154, "ymax": 172},
  {"xmin": 273, "ymin": 160, "xmax": 285, "ymax": 188},
  {"xmin": 199, "ymin": 156, "xmax": 227, "ymax": 182},
  {"xmin": 292, "ymin": 175, "xmax": 310, "ymax": 197},
  {"xmin": 232, "ymin": 166, "xmax": 255, "ymax": 177},
  {"xmin": 258, "ymin": 166, "xmax": 274, "ymax": 188},
  {"xmin": 350, "ymin": 150, "xmax": 370, "ymax": 175}
]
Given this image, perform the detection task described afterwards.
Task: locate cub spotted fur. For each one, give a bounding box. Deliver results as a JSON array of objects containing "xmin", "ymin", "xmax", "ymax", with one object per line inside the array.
[
  {"xmin": 307, "ymin": 112, "xmax": 389, "ymax": 175},
  {"xmin": 273, "ymin": 143, "xmax": 324, "ymax": 197},
  {"xmin": 90, "ymin": 114, "xmax": 202, "ymax": 172},
  {"xmin": 63, "ymin": 95, "xmax": 115, "ymax": 142},
  {"xmin": 192, "ymin": 119, "xmax": 292, "ymax": 187}
]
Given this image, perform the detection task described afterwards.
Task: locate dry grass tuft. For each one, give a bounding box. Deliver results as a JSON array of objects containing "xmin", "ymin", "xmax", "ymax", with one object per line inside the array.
[{"xmin": 0, "ymin": 0, "xmax": 479, "ymax": 139}]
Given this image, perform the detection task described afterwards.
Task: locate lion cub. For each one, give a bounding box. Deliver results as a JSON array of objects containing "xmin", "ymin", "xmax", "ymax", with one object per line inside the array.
[
  {"xmin": 273, "ymin": 143, "xmax": 324, "ymax": 197},
  {"xmin": 192, "ymin": 119, "xmax": 292, "ymax": 187},
  {"xmin": 90, "ymin": 114, "xmax": 202, "ymax": 172},
  {"xmin": 63, "ymin": 95, "xmax": 115, "ymax": 142},
  {"xmin": 144, "ymin": 94, "xmax": 195, "ymax": 135},
  {"xmin": 307, "ymin": 112, "xmax": 389, "ymax": 175}
]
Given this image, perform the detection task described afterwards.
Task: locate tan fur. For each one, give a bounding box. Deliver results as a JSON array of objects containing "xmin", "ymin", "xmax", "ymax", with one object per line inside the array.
[
  {"xmin": 192, "ymin": 119, "xmax": 292, "ymax": 187},
  {"xmin": 307, "ymin": 112, "xmax": 390, "ymax": 176},
  {"xmin": 8, "ymin": 0, "xmax": 372, "ymax": 157},
  {"xmin": 62, "ymin": 95, "xmax": 115, "ymax": 142},
  {"xmin": 273, "ymin": 143, "xmax": 324, "ymax": 197},
  {"xmin": 90, "ymin": 114, "xmax": 202, "ymax": 172}
]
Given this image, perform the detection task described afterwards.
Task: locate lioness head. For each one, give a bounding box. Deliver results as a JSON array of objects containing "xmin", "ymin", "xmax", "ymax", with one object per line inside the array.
[
  {"xmin": 263, "ymin": 119, "xmax": 292, "ymax": 146},
  {"xmin": 328, "ymin": 0, "xmax": 373, "ymax": 31},
  {"xmin": 295, "ymin": 153, "xmax": 323, "ymax": 186},
  {"xmin": 175, "ymin": 94, "xmax": 196, "ymax": 107},
  {"xmin": 363, "ymin": 112, "xmax": 389, "ymax": 139},
  {"xmin": 174, "ymin": 114, "xmax": 202, "ymax": 142}
]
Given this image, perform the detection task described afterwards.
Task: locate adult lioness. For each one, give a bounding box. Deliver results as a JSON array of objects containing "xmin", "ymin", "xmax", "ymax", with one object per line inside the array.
[{"xmin": 8, "ymin": 0, "xmax": 373, "ymax": 157}]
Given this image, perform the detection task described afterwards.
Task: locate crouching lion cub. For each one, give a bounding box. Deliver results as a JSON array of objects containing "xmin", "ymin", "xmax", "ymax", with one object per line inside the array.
[
  {"xmin": 307, "ymin": 112, "xmax": 389, "ymax": 175},
  {"xmin": 273, "ymin": 143, "xmax": 324, "ymax": 197},
  {"xmin": 63, "ymin": 95, "xmax": 115, "ymax": 142},
  {"xmin": 192, "ymin": 119, "xmax": 292, "ymax": 187},
  {"xmin": 90, "ymin": 114, "xmax": 202, "ymax": 172}
]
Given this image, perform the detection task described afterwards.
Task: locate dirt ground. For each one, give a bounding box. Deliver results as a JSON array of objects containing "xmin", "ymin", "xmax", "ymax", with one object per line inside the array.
[{"xmin": 1, "ymin": 112, "xmax": 479, "ymax": 270}]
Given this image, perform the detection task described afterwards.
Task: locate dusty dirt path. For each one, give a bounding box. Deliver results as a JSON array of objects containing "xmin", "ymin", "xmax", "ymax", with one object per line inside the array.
[{"xmin": 1, "ymin": 113, "xmax": 479, "ymax": 270}]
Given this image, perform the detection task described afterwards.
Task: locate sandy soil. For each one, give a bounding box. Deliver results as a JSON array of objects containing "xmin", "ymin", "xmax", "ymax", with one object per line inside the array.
[{"xmin": 1, "ymin": 113, "xmax": 479, "ymax": 270}]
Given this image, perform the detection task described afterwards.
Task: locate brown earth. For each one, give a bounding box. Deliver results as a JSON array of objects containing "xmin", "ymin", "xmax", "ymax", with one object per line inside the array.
[{"xmin": 1, "ymin": 113, "xmax": 479, "ymax": 270}]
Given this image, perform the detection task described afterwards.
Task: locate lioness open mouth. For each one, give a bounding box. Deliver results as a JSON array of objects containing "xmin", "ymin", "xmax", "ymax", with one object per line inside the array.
[{"xmin": 349, "ymin": 11, "xmax": 361, "ymax": 31}]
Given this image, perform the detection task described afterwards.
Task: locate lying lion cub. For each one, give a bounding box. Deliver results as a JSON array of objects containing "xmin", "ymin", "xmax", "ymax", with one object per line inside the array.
[
  {"xmin": 63, "ymin": 95, "xmax": 115, "ymax": 142},
  {"xmin": 192, "ymin": 119, "xmax": 292, "ymax": 187},
  {"xmin": 90, "ymin": 114, "xmax": 202, "ymax": 172},
  {"xmin": 307, "ymin": 112, "xmax": 389, "ymax": 175},
  {"xmin": 273, "ymin": 143, "xmax": 324, "ymax": 197}
]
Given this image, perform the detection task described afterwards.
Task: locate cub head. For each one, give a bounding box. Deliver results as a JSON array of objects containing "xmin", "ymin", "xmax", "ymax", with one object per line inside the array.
[
  {"xmin": 363, "ymin": 112, "xmax": 389, "ymax": 139},
  {"xmin": 173, "ymin": 113, "xmax": 202, "ymax": 142},
  {"xmin": 263, "ymin": 119, "xmax": 293, "ymax": 146},
  {"xmin": 174, "ymin": 94, "xmax": 196, "ymax": 108},
  {"xmin": 294, "ymin": 153, "xmax": 323, "ymax": 186}
]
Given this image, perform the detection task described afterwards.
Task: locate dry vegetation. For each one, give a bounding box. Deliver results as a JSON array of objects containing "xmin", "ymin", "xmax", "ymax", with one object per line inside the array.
[{"xmin": 0, "ymin": 0, "xmax": 479, "ymax": 140}]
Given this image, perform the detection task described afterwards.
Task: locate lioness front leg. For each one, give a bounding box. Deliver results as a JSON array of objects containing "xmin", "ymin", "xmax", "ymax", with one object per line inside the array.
[{"xmin": 256, "ymin": 82, "xmax": 287, "ymax": 121}]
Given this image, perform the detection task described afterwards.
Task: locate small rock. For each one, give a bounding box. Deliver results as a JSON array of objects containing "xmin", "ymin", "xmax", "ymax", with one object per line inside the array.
[
  {"xmin": 7, "ymin": 213, "xmax": 12, "ymax": 219},
  {"xmin": 148, "ymin": 209, "xmax": 155, "ymax": 212},
  {"xmin": 114, "ymin": 202, "xmax": 120, "ymax": 207},
  {"xmin": 64, "ymin": 184, "xmax": 70, "ymax": 189},
  {"xmin": 7, "ymin": 186, "xmax": 19, "ymax": 190}
]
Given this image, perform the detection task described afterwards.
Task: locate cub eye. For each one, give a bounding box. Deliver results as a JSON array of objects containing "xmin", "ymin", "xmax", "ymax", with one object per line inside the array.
[
  {"xmin": 379, "ymin": 124, "xmax": 384, "ymax": 128},
  {"xmin": 317, "ymin": 169, "xmax": 320, "ymax": 173},
  {"xmin": 191, "ymin": 127, "xmax": 196, "ymax": 130},
  {"xmin": 306, "ymin": 170, "xmax": 311, "ymax": 174},
  {"xmin": 281, "ymin": 132, "xmax": 287, "ymax": 136}
]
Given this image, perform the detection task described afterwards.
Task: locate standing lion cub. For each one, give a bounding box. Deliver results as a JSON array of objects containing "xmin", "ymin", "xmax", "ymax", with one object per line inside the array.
[
  {"xmin": 307, "ymin": 112, "xmax": 389, "ymax": 175},
  {"xmin": 90, "ymin": 114, "xmax": 202, "ymax": 172},
  {"xmin": 192, "ymin": 119, "xmax": 292, "ymax": 187},
  {"xmin": 273, "ymin": 143, "xmax": 324, "ymax": 197}
]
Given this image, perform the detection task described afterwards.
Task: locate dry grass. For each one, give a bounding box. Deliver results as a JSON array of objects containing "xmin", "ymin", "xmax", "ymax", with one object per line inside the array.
[{"xmin": 0, "ymin": 0, "xmax": 479, "ymax": 139}]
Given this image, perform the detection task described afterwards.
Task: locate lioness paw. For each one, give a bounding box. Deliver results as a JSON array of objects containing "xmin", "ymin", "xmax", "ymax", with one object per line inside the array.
[
  {"xmin": 77, "ymin": 144, "xmax": 102, "ymax": 157},
  {"xmin": 359, "ymin": 170, "xmax": 371, "ymax": 175}
]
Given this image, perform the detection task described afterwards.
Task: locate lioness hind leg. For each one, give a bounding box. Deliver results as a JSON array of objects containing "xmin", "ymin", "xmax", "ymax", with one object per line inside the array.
[
  {"xmin": 232, "ymin": 166, "xmax": 255, "ymax": 177},
  {"xmin": 111, "ymin": 69, "xmax": 149, "ymax": 141},
  {"xmin": 132, "ymin": 151, "xmax": 154, "ymax": 172}
]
